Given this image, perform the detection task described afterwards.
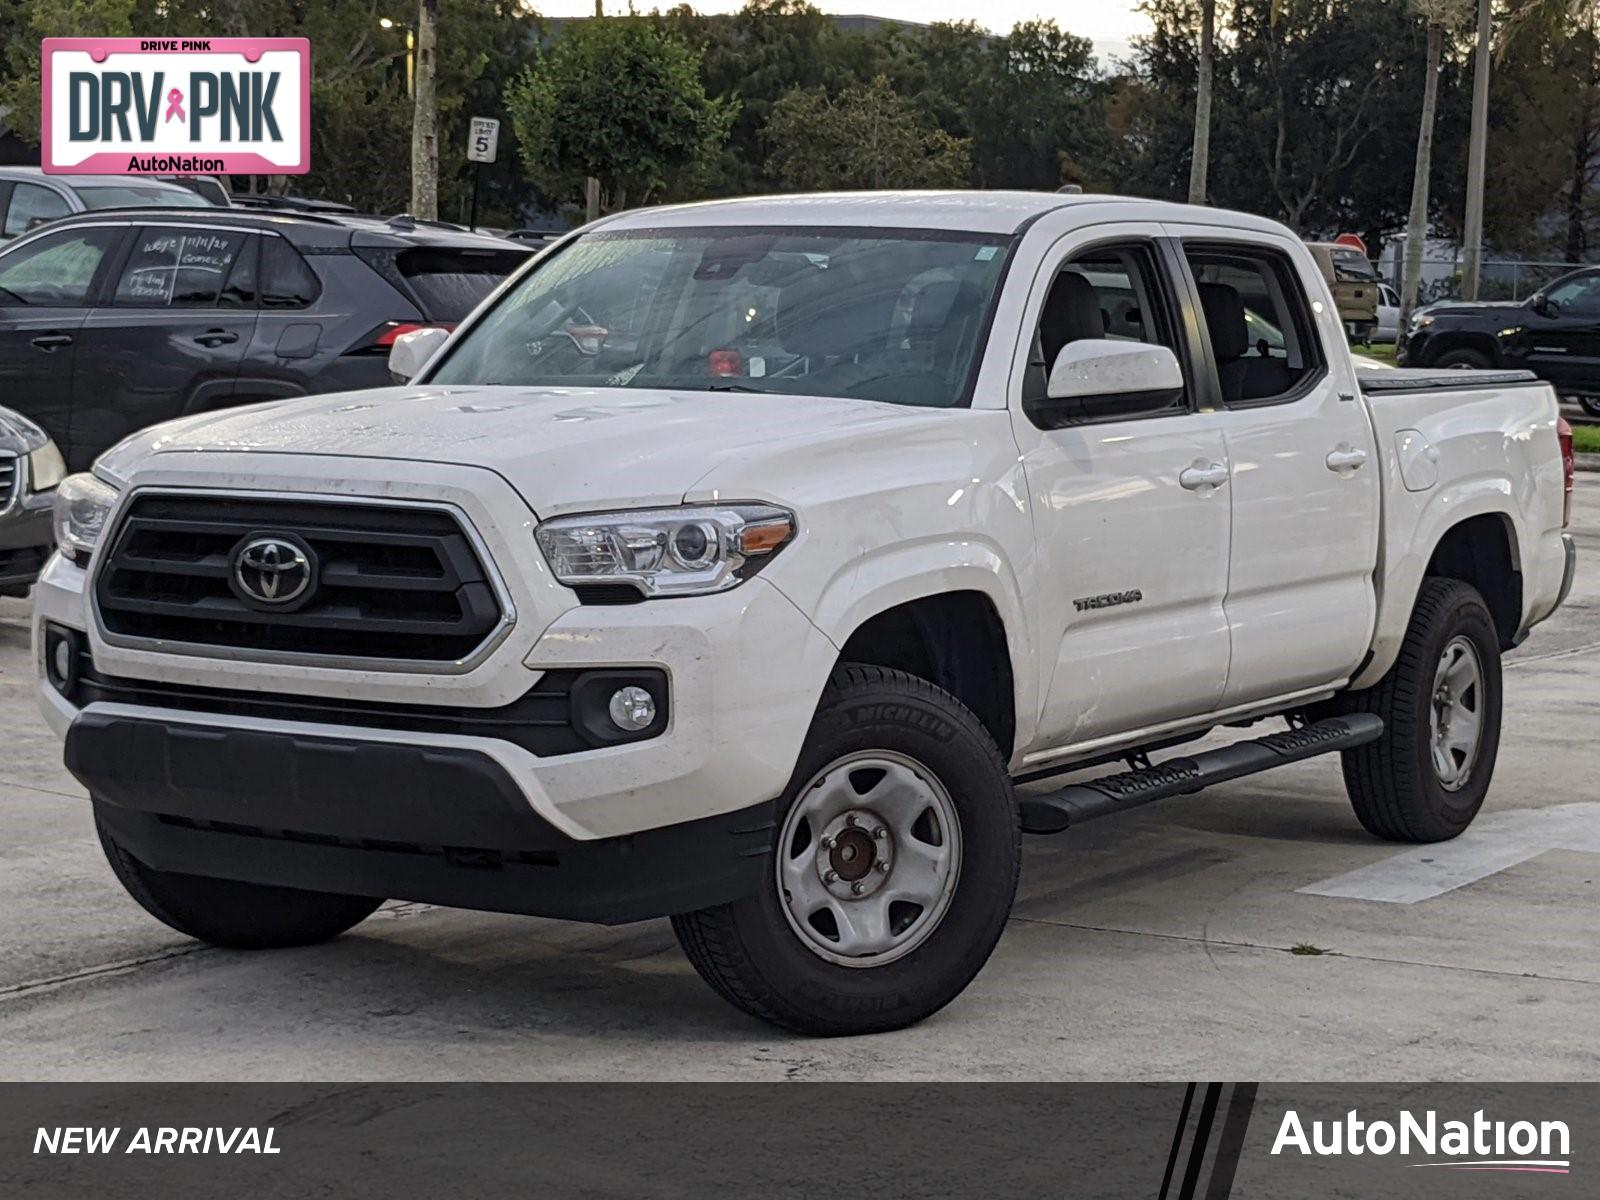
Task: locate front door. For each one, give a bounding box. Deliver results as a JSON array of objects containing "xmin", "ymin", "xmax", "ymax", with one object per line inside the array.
[
  {"xmin": 1009, "ymin": 224, "xmax": 1233, "ymax": 761},
  {"xmin": 70, "ymin": 225, "xmax": 258, "ymax": 468},
  {"xmin": 1170, "ymin": 228, "xmax": 1381, "ymax": 707},
  {"xmin": 0, "ymin": 225, "xmax": 126, "ymax": 465},
  {"xmin": 1524, "ymin": 270, "xmax": 1600, "ymax": 393}
]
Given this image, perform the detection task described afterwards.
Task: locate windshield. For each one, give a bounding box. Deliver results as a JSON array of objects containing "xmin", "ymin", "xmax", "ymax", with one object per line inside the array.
[
  {"xmin": 76, "ymin": 185, "xmax": 212, "ymax": 210},
  {"xmin": 429, "ymin": 226, "xmax": 1014, "ymax": 408}
]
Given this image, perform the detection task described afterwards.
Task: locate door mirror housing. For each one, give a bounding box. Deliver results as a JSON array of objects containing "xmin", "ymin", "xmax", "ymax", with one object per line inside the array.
[
  {"xmin": 1039, "ymin": 339, "xmax": 1185, "ymax": 424},
  {"xmin": 387, "ymin": 326, "xmax": 451, "ymax": 382}
]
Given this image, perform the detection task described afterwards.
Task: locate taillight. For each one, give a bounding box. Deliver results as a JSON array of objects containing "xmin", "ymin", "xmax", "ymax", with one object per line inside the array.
[
  {"xmin": 1558, "ymin": 416, "xmax": 1574, "ymax": 527},
  {"xmin": 347, "ymin": 321, "xmax": 455, "ymax": 355}
]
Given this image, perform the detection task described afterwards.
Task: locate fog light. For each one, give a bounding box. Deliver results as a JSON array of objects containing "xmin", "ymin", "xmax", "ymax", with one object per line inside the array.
[
  {"xmin": 608, "ymin": 685, "xmax": 656, "ymax": 732},
  {"xmin": 43, "ymin": 622, "xmax": 81, "ymax": 699},
  {"xmin": 52, "ymin": 638, "xmax": 72, "ymax": 683}
]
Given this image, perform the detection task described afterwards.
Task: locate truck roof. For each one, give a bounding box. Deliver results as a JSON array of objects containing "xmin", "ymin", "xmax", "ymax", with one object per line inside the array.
[{"xmin": 599, "ymin": 190, "xmax": 1297, "ymax": 238}]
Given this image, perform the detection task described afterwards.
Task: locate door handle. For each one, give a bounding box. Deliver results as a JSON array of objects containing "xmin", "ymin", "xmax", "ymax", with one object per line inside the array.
[
  {"xmin": 1326, "ymin": 445, "xmax": 1369, "ymax": 473},
  {"xmin": 194, "ymin": 329, "xmax": 239, "ymax": 347},
  {"xmin": 1179, "ymin": 460, "xmax": 1230, "ymax": 491},
  {"xmin": 30, "ymin": 333, "xmax": 72, "ymax": 351}
]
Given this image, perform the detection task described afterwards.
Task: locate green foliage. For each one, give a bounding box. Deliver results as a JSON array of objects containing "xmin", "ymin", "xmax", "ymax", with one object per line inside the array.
[
  {"xmin": 505, "ymin": 17, "xmax": 735, "ymax": 212},
  {"xmin": 766, "ymin": 75, "xmax": 970, "ymax": 190}
]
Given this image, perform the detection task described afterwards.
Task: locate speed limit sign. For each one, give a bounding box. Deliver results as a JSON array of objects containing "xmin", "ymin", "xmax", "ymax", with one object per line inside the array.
[{"xmin": 468, "ymin": 117, "xmax": 500, "ymax": 164}]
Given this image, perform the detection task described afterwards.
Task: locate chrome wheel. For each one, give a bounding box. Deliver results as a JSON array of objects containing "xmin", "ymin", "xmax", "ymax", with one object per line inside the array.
[
  {"xmin": 775, "ymin": 751, "xmax": 962, "ymax": 968},
  {"xmin": 1430, "ymin": 635, "xmax": 1485, "ymax": 791}
]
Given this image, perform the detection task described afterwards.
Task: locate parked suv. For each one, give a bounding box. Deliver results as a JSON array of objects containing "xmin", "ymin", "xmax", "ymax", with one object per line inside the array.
[
  {"xmin": 0, "ymin": 208, "xmax": 531, "ymax": 469},
  {"xmin": 0, "ymin": 167, "xmax": 212, "ymax": 245},
  {"xmin": 1402, "ymin": 266, "xmax": 1600, "ymax": 415}
]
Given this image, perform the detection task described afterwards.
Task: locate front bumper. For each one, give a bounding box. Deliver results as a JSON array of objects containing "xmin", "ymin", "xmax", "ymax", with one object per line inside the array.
[
  {"xmin": 0, "ymin": 488, "xmax": 53, "ymax": 594},
  {"xmin": 73, "ymin": 710, "xmax": 776, "ymax": 923}
]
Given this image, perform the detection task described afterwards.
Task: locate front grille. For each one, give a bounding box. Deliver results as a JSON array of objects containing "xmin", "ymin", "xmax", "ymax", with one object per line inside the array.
[
  {"xmin": 96, "ymin": 494, "xmax": 505, "ymax": 662},
  {"xmin": 0, "ymin": 453, "xmax": 16, "ymax": 506}
]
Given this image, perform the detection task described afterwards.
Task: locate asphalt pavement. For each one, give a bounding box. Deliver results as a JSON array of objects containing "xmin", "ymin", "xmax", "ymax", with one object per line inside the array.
[{"xmin": 0, "ymin": 486, "xmax": 1595, "ymax": 1081}]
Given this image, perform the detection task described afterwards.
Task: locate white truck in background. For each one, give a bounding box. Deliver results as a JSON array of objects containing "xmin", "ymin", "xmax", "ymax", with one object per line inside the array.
[{"xmin": 37, "ymin": 192, "xmax": 1576, "ymax": 1035}]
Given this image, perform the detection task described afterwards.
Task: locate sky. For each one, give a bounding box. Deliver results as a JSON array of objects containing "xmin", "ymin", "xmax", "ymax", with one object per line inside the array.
[{"xmin": 557, "ymin": 0, "xmax": 1154, "ymax": 63}]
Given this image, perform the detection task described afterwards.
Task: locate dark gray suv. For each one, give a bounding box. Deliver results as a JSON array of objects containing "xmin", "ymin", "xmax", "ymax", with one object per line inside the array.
[{"xmin": 0, "ymin": 208, "xmax": 532, "ymax": 470}]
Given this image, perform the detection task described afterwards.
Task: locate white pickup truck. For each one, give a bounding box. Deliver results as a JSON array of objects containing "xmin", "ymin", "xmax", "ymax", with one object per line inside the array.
[{"xmin": 36, "ymin": 193, "xmax": 1577, "ymax": 1036}]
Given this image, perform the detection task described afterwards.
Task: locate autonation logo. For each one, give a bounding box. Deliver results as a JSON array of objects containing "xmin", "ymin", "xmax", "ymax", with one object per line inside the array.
[{"xmin": 1272, "ymin": 1108, "xmax": 1572, "ymax": 1175}]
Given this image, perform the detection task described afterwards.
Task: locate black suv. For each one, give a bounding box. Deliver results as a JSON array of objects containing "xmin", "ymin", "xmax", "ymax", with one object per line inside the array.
[
  {"xmin": 0, "ymin": 209, "xmax": 531, "ymax": 470},
  {"xmin": 1400, "ymin": 266, "xmax": 1600, "ymax": 415}
]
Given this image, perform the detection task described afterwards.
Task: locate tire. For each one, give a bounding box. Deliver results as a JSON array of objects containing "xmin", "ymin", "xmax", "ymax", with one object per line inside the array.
[
  {"xmin": 1337, "ymin": 578, "xmax": 1502, "ymax": 842},
  {"xmin": 97, "ymin": 816, "xmax": 383, "ymax": 949},
  {"xmin": 1433, "ymin": 347, "xmax": 1493, "ymax": 370},
  {"xmin": 672, "ymin": 665, "xmax": 1020, "ymax": 1035},
  {"xmin": 1578, "ymin": 395, "xmax": 1600, "ymax": 419}
]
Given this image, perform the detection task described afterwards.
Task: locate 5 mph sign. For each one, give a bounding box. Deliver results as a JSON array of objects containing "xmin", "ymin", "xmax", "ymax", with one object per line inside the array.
[{"xmin": 42, "ymin": 37, "xmax": 310, "ymax": 175}]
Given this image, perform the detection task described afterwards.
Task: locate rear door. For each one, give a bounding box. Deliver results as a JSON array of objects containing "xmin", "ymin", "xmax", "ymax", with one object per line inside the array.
[
  {"xmin": 70, "ymin": 224, "xmax": 257, "ymax": 467},
  {"xmin": 0, "ymin": 224, "xmax": 125, "ymax": 465},
  {"xmin": 1167, "ymin": 225, "xmax": 1380, "ymax": 707}
]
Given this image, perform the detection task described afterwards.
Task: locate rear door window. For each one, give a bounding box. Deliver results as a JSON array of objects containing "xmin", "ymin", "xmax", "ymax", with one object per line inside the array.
[
  {"xmin": 395, "ymin": 248, "xmax": 530, "ymax": 321},
  {"xmin": 1330, "ymin": 247, "xmax": 1377, "ymax": 282},
  {"xmin": 1185, "ymin": 243, "xmax": 1325, "ymax": 407},
  {"xmin": 114, "ymin": 228, "xmax": 250, "ymax": 307}
]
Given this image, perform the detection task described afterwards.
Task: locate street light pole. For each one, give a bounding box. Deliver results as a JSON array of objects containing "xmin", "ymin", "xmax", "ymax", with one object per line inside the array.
[
  {"xmin": 411, "ymin": 0, "xmax": 439, "ymax": 220},
  {"xmin": 1460, "ymin": 0, "xmax": 1491, "ymax": 301},
  {"xmin": 586, "ymin": 0, "xmax": 603, "ymax": 223}
]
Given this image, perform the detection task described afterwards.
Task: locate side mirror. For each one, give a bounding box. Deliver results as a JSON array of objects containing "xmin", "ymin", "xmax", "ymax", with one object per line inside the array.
[
  {"xmin": 387, "ymin": 326, "xmax": 451, "ymax": 383},
  {"xmin": 1041, "ymin": 339, "xmax": 1184, "ymax": 423}
]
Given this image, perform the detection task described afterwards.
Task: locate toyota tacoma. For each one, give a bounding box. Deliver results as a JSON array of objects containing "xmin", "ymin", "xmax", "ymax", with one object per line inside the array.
[{"xmin": 35, "ymin": 193, "xmax": 1578, "ymax": 1035}]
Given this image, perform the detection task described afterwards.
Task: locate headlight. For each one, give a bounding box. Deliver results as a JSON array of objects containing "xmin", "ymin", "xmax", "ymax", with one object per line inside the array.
[
  {"xmin": 1411, "ymin": 313, "xmax": 1435, "ymax": 328},
  {"xmin": 52, "ymin": 473, "xmax": 120, "ymax": 562},
  {"xmin": 535, "ymin": 504, "xmax": 795, "ymax": 597},
  {"xmin": 27, "ymin": 441, "xmax": 67, "ymax": 493}
]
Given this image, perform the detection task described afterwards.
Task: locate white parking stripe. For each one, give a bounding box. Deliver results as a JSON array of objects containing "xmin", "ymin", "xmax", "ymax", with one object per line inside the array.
[{"xmin": 1298, "ymin": 802, "xmax": 1600, "ymax": 903}]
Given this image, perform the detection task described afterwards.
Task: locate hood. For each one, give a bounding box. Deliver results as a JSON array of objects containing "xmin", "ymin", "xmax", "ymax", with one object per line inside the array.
[
  {"xmin": 98, "ymin": 385, "xmax": 946, "ymax": 517},
  {"xmin": 1420, "ymin": 300, "xmax": 1525, "ymax": 320}
]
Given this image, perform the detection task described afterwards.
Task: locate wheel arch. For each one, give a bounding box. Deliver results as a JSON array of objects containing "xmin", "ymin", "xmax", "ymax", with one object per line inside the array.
[
  {"xmin": 1425, "ymin": 330, "xmax": 1502, "ymax": 367},
  {"xmin": 1354, "ymin": 504, "xmax": 1523, "ymax": 689},
  {"xmin": 836, "ymin": 590, "xmax": 1019, "ymax": 761}
]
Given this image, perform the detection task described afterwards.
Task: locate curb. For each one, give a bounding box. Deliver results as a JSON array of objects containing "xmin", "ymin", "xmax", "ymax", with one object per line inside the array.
[{"xmin": 1578, "ymin": 453, "xmax": 1600, "ymax": 474}]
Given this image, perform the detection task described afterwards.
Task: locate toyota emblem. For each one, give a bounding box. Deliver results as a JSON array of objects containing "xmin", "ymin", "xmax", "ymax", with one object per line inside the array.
[{"xmin": 231, "ymin": 536, "xmax": 315, "ymax": 607}]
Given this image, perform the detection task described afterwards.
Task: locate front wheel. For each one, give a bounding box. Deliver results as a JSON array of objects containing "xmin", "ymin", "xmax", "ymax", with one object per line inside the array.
[
  {"xmin": 1577, "ymin": 395, "xmax": 1600, "ymax": 419},
  {"xmin": 673, "ymin": 665, "xmax": 1020, "ymax": 1035},
  {"xmin": 1337, "ymin": 578, "xmax": 1502, "ymax": 842}
]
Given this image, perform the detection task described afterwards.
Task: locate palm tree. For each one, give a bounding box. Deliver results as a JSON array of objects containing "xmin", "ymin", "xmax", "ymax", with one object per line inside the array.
[
  {"xmin": 1188, "ymin": 0, "xmax": 1216, "ymax": 204},
  {"xmin": 1398, "ymin": 0, "xmax": 1474, "ymax": 351}
]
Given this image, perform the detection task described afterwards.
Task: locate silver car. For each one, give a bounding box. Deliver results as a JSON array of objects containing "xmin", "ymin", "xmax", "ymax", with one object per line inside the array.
[
  {"xmin": 0, "ymin": 167, "xmax": 213, "ymax": 245},
  {"xmin": 0, "ymin": 406, "xmax": 64, "ymax": 596}
]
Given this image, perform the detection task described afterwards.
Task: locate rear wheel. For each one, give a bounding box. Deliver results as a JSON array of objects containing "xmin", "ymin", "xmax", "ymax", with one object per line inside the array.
[
  {"xmin": 1337, "ymin": 578, "xmax": 1502, "ymax": 842},
  {"xmin": 673, "ymin": 665, "xmax": 1019, "ymax": 1035},
  {"xmin": 97, "ymin": 816, "xmax": 383, "ymax": 948},
  {"xmin": 1577, "ymin": 395, "xmax": 1600, "ymax": 418}
]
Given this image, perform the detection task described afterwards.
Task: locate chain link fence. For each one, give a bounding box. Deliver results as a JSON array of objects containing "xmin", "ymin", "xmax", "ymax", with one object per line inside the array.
[{"xmin": 1376, "ymin": 253, "xmax": 1587, "ymax": 303}]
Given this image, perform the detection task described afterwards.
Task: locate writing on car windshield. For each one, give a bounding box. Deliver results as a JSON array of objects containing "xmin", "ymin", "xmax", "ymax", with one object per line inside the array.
[{"xmin": 429, "ymin": 227, "xmax": 1014, "ymax": 408}]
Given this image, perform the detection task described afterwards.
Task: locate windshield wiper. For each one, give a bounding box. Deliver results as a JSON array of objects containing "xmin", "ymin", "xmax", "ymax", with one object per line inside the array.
[{"xmin": 703, "ymin": 382, "xmax": 771, "ymax": 393}]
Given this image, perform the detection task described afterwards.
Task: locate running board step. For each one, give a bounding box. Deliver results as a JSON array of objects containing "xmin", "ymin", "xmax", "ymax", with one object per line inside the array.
[{"xmin": 1016, "ymin": 713, "xmax": 1384, "ymax": 835}]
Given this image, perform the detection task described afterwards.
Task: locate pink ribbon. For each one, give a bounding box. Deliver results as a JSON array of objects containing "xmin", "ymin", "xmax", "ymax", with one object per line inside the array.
[{"xmin": 164, "ymin": 88, "xmax": 185, "ymax": 123}]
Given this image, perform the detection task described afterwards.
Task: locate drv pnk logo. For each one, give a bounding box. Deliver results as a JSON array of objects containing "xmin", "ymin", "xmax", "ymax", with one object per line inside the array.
[{"xmin": 42, "ymin": 37, "xmax": 309, "ymax": 175}]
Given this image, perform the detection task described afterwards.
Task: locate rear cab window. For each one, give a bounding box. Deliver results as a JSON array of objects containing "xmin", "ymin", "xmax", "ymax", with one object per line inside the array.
[{"xmin": 4, "ymin": 183, "xmax": 70, "ymax": 238}]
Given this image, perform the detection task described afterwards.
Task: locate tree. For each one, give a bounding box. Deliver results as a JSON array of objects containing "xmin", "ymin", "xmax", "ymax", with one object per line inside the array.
[
  {"xmin": 1187, "ymin": 0, "xmax": 1214, "ymax": 203},
  {"xmin": 1398, "ymin": 0, "xmax": 1474, "ymax": 349},
  {"xmin": 765, "ymin": 75, "xmax": 970, "ymax": 190},
  {"xmin": 505, "ymin": 17, "xmax": 735, "ymax": 213}
]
